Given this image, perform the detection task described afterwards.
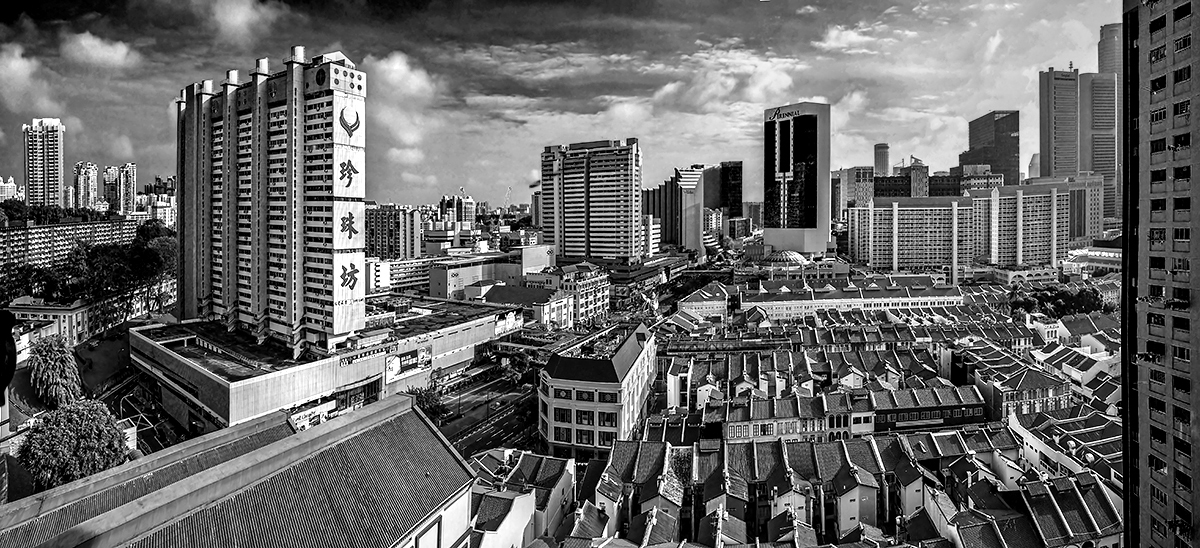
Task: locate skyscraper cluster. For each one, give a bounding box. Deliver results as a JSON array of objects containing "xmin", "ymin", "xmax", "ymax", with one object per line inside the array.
[{"xmin": 1039, "ymin": 54, "xmax": 1122, "ymax": 220}]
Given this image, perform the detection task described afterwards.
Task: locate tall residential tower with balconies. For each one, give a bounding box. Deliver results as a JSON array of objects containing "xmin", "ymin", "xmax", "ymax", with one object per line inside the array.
[
  {"xmin": 1123, "ymin": 1, "xmax": 1200, "ymax": 546},
  {"xmin": 176, "ymin": 46, "xmax": 367, "ymax": 356}
]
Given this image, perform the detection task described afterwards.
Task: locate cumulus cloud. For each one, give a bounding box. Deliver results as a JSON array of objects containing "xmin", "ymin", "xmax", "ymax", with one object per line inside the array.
[
  {"xmin": 797, "ymin": 5, "xmax": 820, "ymax": 14},
  {"xmin": 204, "ymin": 0, "xmax": 287, "ymax": 47},
  {"xmin": 60, "ymin": 32, "xmax": 143, "ymax": 68},
  {"xmin": 108, "ymin": 134, "xmax": 134, "ymax": 160},
  {"xmin": 984, "ymin": 30, "xmax": 1004, "ymax": 62},
  {"xmin": 400, "ymin": 172, "xmax": 438, "ymax": 187},
  {"xmin": 387, "ymin": 147, "xmax": 425, "ymax": 165},
  {"xmin": 812, "ymin": 24, "xmax": 890, "ymax": 54},
  {"xmin": 0, "ymin": 44, "xmax": 63, "ymax": 115},
  {"xmin": 363, "ymin": 51, "xmax": 442, "ymax": 147}
]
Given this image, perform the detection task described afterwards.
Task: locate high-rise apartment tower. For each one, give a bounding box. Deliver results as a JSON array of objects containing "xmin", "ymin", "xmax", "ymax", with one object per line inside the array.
[
  {"xmin": 176, "ymin": 46, "xmax": 367, "ymax": 356},
  {"xmin": 540, "ymin": 138, "xmax": 644, "ymax": 262},
  {"xmin": 23, "ymin": 118, "xmax": 65, "ymax": 207}
]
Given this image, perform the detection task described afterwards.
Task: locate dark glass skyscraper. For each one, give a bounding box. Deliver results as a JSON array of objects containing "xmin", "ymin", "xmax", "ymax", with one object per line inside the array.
[
  {"xmin": 718, "ymin": 161, "xmax": 743, "ymax": 217},
  {"xmin": 958, "ymin": 110, "xmax": 1020, "ymax": 186},
  {"xmin": 762, "ymin": 101, "xmax": 830, "ymax": 254}
]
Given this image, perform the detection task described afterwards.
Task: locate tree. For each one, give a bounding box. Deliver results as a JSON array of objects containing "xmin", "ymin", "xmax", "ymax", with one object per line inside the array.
[
  {"xmin": 17, "ymin": 399, "xmax": 129, "ymax": 491},
  {"xmin": 134, "ymin": 219, "xmax": 175, "ymax": 247},
  {"xmin": 406, "ymin": 384, "xmax": 449, "ymax": 418},
  {"xmin": 29, "ymin": 335, "xmax": 82, "ymax": 409}
]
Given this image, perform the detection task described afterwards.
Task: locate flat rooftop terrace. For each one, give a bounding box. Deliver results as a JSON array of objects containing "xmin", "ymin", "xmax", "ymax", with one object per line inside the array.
[
  {"xmin": 140, "ymin": 321, "xmax": 306, "ymax": 381},
  {"xmin": 138, "ymin": 298, "xmax": 518, "ymax": 381}
]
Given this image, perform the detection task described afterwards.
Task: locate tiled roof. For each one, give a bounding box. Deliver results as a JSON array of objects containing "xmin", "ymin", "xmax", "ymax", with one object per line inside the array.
[
  {"xmin": 628, "ymin": 507, "xmax": 679, "ymax": 546},
  {"xmin": 0, "ymin": 414, "xmax": 295, "ymax": 548},
  {"xmin": 570, "ymin": 501, "xmax": 609, "ymax": 538},
  {"xmin": 475, "ymin": 492, "xmax": 517, "ymax": 531},
  {"xmin": 544, "ymin": 323, "xmax": 652, "ymax": 383},
  {"xmin": 123, "ymin": 405, "xmax": 474, "ymax": 548}
]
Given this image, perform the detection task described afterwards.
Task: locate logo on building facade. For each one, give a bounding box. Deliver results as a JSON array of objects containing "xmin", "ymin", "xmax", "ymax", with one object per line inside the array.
[
  {"xmin": 340, "ymin": 211, "xmax": 359, "ymax": 239},
  {"xmin": 340, "ymin": 264, "xmax": 360, "ymax": 290},
  {"xmin": 339, "ymin": 160, "xmax": 359, "ymax": 187},
  {"xmin": 340, "ymin": 108, "xmax": 360, "ymax": 138}
]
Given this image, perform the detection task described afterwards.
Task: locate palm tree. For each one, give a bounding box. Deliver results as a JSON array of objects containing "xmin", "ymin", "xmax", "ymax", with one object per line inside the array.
[{"xmin": 29, "ymin": 335, "xmax": 82, "ymax": 409}]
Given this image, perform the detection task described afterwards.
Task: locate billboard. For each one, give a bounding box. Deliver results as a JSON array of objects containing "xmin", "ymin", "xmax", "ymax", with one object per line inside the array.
[{"xmin": 386, "ymin": 345, "xmax": 433, "ymax": 384}]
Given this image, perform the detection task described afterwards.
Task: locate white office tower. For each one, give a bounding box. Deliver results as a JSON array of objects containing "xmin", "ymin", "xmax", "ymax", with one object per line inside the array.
[
  {"xmin": 540, "ymin": 138, "xmax": 644, "ymax": 262},
  {"xmin": 23, "ymin": 118, "xmax": 65, "ymax": 207},
  {"xmin": 762, "ymin": 102, "xmax": 832, "ymax": 254},
  {"xmin": 176, "ymin": 46, "xmax": 367, "ymax": 356}
]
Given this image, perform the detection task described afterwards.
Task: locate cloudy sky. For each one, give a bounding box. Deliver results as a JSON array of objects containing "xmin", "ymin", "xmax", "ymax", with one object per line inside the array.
[{"xmin": 0, "ymin": 0, "xmax": 1119, "ymax": 206}]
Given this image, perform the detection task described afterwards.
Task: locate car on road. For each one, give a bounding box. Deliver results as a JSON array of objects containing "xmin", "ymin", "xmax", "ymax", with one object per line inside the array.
[{"xmin": 490, "ymin": 401, "xmax": 504, "ymax": 411}]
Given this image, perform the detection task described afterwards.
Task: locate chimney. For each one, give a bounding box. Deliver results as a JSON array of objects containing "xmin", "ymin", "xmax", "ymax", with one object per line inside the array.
[{"xmin": 291, "ymin": 45, "xmax": 306, "ymax": 63}]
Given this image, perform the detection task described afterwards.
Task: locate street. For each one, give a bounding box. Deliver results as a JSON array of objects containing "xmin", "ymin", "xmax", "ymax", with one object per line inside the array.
[{"xmin": 449, "ymin": 391, "xmax": 537, "ymax": 456}]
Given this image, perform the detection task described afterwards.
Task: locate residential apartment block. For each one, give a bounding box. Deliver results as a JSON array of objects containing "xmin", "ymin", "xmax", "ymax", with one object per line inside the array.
[
  {"xmin": 847, "ymin": 196, "xmax": 973, "ymax": 284},
  {"xmin": 176, "ymin": 46, "xmax": 368, "ymax": 355},
  {"xmin": 540, "ymin": 139, "xmax": 644, "ymax": 262},
  {"xmin": 365, "ymin": 202, "xmax": 424, "ymax": 260}
]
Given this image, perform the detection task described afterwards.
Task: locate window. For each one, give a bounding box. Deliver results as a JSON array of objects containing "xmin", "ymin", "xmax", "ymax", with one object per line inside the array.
[
  {"xmin": 554, "ymin": 388, "xmax": 572, "ymax": 399},
  {"xmin": 1175, "ymin": 346, "xmax": 1191, "ymax": 362},
  {"xmin": 1153, "ymin": 425, "xmax": 1168, "ymax": 444},
  {"xmin": 1151, "ymin": 453, "xmax": 1168, "ymax": 474},
  {"xmin": 575, "ymin": 410, "xmax": 594, "ymax": 426},
  {"xmin": 1176, "ymin": 100, "xmax": 1192, "ymax": 116},
  {"xmin": 1152, "ymin": 517, "xmax": 1168, "ymax": 537},
  {"xmin": 1175, "ymin": 257, "xmax": 1192, "ymax": 272},
  {"xmin": 1153, "ymin": 227, "xmax": 1169, "ymax": 240},
  {"xmin": 1176, "ymin": 196, "xmax": 1192, "ymax": 210},
  {"xmin": 553, "ymin": 426, "xmax": 571, "ymax": 442},
  {"xmin": 1177, "ymin": 65, "xmax": 1193, "ymax": 83},
  {"xmin": 1177, "ymin": 132, "xmax": 1193, "ymax": 149},
  {"xmin": 575, "ymin": 429, "xmax": 594, "ymax": 446},
  {"xmin": 1178, "ymin": 34, "xmax": 1193, "ymax": 52},
  {"xmin": 1175, "ymin": 286, "xmax": 1191, "ymax": 301},
  {"xmin": 1152, "ymin": 107, "xmax": 1168, "ymax": 123},
  {"xmin": 1175, "ymin": 375, "xmax": 1193, "ymax": 394},
  {"xmin": 1152, "ymin": 483, "xmax": 1169, "ymax": 506},
  {"xmin": 1179, "ymin": 2, "xmax": 1194, "ymax": 21},
  {"xmin": 1150, "ymin": 313, "xmax": 1167, "ymax": 326},
  {"xmin": 553, "ymin": 407, "xmax": 572, "ymax": 423},
  {"xmin": 540, "ymin": 401, "xmax": 548, "ymax": 416},
  {"xmin": 598, "ymin": 412, "xmax": 617, "ymax": 427},
  {"xmin": 1154, "ymin": 75, "xmax": 1169, "ymax": 92},
  {"xmin": 1153, "ymin": 169, "xmax": 1169, "ymax": 182},
  {"xmin": 1151, "ymin": 45, "xmax": 1168, "ymax": 63},
  {"xmin": 599, "ymin": 392, "xmax": 618, "ymax": 403},
  {"xmin": 1153, "ymin": 138, "xmax": 1169, "ymax": 153},
  {"xmin": 1177, "ymin": 165, "xmax": 1193, "ymax": 180},
  {"xmin": 1152, "ymin": 256, "xmax": 1167, "ymax": 269},
  {"xmin": 1151, "ymin": 285, "xmax": 1167, "ymax": 297},
  {"xmin": 599, "ymin": 431, "xmax": 615, "ymax": 446},
  {"xmin": 1178, "ymin": 227, "xmax": 1192, "ymax": 241},
  {"xmin": 1153, "ymin": 15, "xmax": 1168, "ymax": 33}
]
